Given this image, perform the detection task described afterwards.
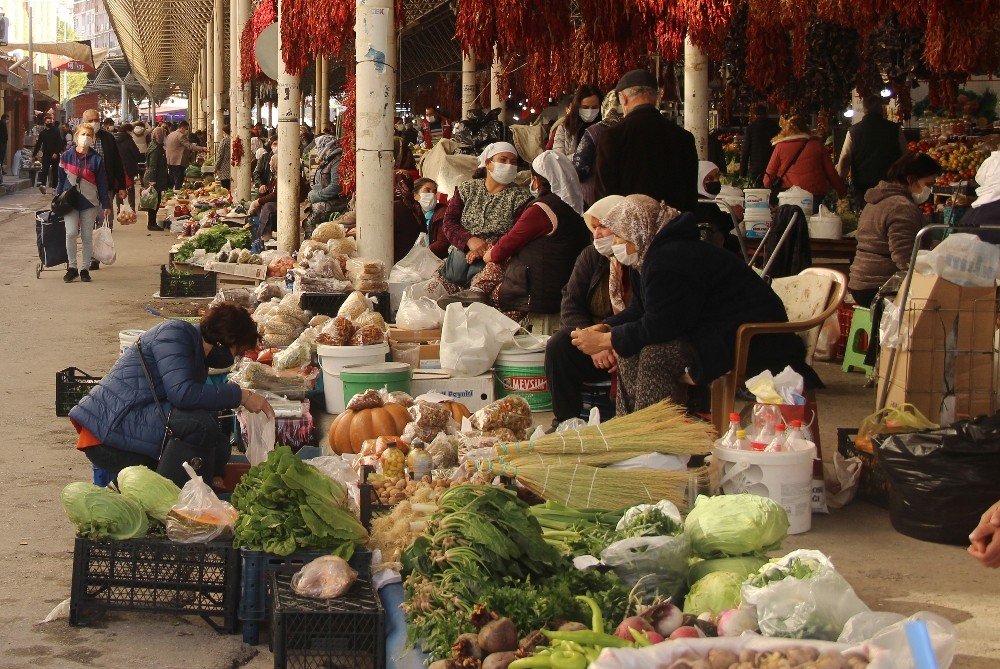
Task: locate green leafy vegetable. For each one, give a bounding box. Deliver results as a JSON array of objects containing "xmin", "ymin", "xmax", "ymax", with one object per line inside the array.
[
  {"xmin": 616, "ymin": 507, "xmax": 682, "ymax": 538},
  {"xmin": 746, "ymin": 555, "xmax": 823, "ymax": 589},
  {"xmin": 62, "ymin": 482, "xmax": 150, "ymax": 540},
  {"xmin": 684, "ymin": 494, "xmax": 789, "ymax": 558},
  {"xmin": 683, "ymin": 571, "xmax": 745, "ymax": 616},
  {"xmin": 232, "ymin": 446, "xmax": 366, "ymax": 556},
  {"xmin": 117, "ymin": 466, "xmax": 180, "ymax": 523},
  {"xmin": 687, "ymin": 555, "xmax": 769, "ymax": 586},
  {"xmin": 174, "ymin": 226, "xmax": 253, "ymax": 262}
]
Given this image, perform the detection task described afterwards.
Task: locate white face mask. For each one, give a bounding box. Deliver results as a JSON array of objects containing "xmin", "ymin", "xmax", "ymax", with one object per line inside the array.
[
  {"xmin": 579, "ymin": 108, "xmax": 599, "ymax": 123},
  {"xmin": 76, "ymin": 135, "xmax": 94, "ymax": 151},
  {"xmin": 612, "ymin": 242, "xmax": 638, "ymax": 266},
  {"xmin": 593, "ymin": 235, "xmax": 615, "ymax": 257},
  {"xmin": 87, "ymin": 121, "xmax": 101, "ymax": 132},
  {"xmin": 418, "ymin": 192, "xmax": 437, "ymax": 212},
  {"xmin": 489, "ymin": 162, "xmax": 518, "ymax": 185},
  {"xmin": 425, "ymin": 115, "xmax": 436, "ymax": 123},
  {"xmin": 395, "ymin": 123, "xmax": 404, "ymax": 131},
  {"xmin": 912, "ymin": 185, "xmax": 932, "ymax": 204}
]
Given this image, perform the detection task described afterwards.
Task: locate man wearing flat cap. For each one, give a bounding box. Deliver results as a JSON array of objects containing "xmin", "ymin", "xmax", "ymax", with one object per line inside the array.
[{"xmin": 594, "ymin": 69, "xmax": 699, "ymax": 213}]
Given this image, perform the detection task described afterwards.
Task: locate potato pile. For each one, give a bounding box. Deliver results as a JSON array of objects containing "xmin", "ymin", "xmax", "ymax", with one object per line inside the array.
[
  {"xmin": 368, "ymin": 473, "xmax": 450, "ymax": 506},
  {"xmin": 663, "ymin": 647, "xmax": 868, "ymax": 669}
]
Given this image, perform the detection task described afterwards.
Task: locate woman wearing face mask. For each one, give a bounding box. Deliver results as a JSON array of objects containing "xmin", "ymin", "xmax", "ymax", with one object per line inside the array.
[
  {"xmin": 848, "ymin": 152, "xmax": 942, "ymax": 307},
  {"xmin": 142, "ymin": 126, "xmax": 170, "ymax": 231},
  {"xmin": 412, "ymin": 177, "xmax": 449, "ymax": 258},
  {"xmin": 69, "ymin": 303, "xmax": 274, "ymax": 487},
  {"xmin": 436, "ymin": 142, "xmax": 532, "ymax": 292},
  {"xmin": 571, "ymin": 194, "xmax": 814, "ymax": 414},
  {"xmin": 695, "ymin": 160, "xmax": 742, "ymax": 256},
  {"xmin": 55, "ymin": 124, "xmax": 113, "ymax": 283},
  {"xmin": 553, "ymin": 85, "xmax": 603, "ymax": 159},
  {"xmin": 573, "ymin": 91, "xmax": 624, "ymax": 209}
]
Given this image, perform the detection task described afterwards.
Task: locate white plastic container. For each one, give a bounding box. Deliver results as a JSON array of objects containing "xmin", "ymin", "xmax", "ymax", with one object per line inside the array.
[
  {"xmin": 808, "ymin": 212, "xmax": 844, "ymax": 239},
  {"xmin": 495, "ymin": 335, "xmax": 550, "ymax": 412},
  {"xmin": 777, "ymin": 186, "xmax": 814, "ymax": 218},
  {"xmin": 317, "ymin": 343, "xmax": 390, "ymax": 413},
  {"xmin": 743, "ymin": 188, "xmax": 771, "ymax": 212},
  {"xmin": 119, "ymin": 328, "xmax": 146, "ymax": 355},
  {"xmin": 713, "ymin": 442, "xmax": 817, "ymax": 534}
]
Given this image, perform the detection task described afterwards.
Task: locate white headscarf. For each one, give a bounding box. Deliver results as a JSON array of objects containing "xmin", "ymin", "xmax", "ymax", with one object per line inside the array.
[
  {"xmin": 972, "ymin": 151, "xmax": 1000, "ymax": 209},
  {"xmin": 478, "ymin": 141, "xmax": 518, "ymax": 167},
  {"xmin": 697, "ymin": 160, "xmax": 720, "ymax": 199},
  {"xmin": 583, "ymin": 195, "xmax": 626, "ymax": 231},
  {"xmin": 531, "ymin": 150, "xmax": 584, "ymax": 214}
]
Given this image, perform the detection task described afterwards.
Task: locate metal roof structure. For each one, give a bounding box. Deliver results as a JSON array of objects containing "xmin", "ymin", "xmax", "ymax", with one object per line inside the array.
[{"xmin": 78, "ymin": 56, "xmax": 148, "ymax": 98}]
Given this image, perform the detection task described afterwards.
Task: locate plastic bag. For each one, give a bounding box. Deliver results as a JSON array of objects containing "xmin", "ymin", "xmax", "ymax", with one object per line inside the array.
[
  {"xmin": 874, "ymin": 413, "xmax": 1000, "ymax": 544},
  {"xmin": 139, "ymin": 186, "xmax": 159, "ymax": 210},
  {"xmin": 338, "ymin": 290, "xmax": 373, "ymax": 320},
  {"xmin": 291, "ymin": 555, "xmax": 358, "ymax": 599},
  {"xmin": 166, "ymin": 462, "xmax": 239, "ymax": 543},
  {"xmin": 856, "ymin": 404, "xmax": 938, "ymax": 452},
  {"xmin": 239, "ymin": 408, "xmax": 276, "ymax": 466},
  {"xmin": 395, "ymin": 280, "xmax": 447, "ymax": 330},
  {"xmin": 92, "ymin": 223, "xmax": 116, "ymax": 265},
  {"xmin": 913, "ymin": 232, "xmax": 1000, "ymax": 287},
  {"xmin": 389, "ymin": 233, "xmax": 444, "ymax": 283},
  {"xmin": 600, "ymin": 534, "xmax": 690, "ymax": 600},
  {"xmin": 825, "ymin": 452, "xmax": 862, "ymax": 509},
  {"xmin": 812, "ymin": 312, "xmax": 842, "ymax": 361},
  {"xmin": 840, "ymin": 611, "xmax": 957, "ymax": 669},
  {"xmin": 440, "ymin": 302, "xmax": 521, "ymax": 376},
  {"xmin": 742, "ymin": 549, "xmax": 869, "ymax": 641},
  {"xmin": 117, "ymin": 202, "xmax": 137, "ymax": 225}
]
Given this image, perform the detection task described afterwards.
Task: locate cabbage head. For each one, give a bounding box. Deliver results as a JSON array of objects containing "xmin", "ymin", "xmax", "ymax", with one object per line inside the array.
[
  {"xmin": 117, "ymin": 466, "xmax": 181, "ymax": 522},
  {"xmin": 684, "ymin": 494, "xmax": 789, "ymax": 558},
  {"xmin": 683, "ymin": 571, "xmax": 744, "ymax": 615},
  {"xmin": 62, "ymin": 482, "xmax": 149, "ymax": 540},
  {"xmin": 687, "ymin": 555, "xmax": 769, "ymax": 587}
]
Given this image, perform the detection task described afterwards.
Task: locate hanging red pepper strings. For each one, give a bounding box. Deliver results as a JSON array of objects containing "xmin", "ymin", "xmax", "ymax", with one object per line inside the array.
[
  {"xmin": 240, "ymin": 0, "xmax": 277, "ymax": 84},
  {"xmin": 281, "ymin": 0, "xmax": 355, "ymax": 75},
  {"xmin": 338, "ymin": 73, "xmax": 357, "ymax": 196}
]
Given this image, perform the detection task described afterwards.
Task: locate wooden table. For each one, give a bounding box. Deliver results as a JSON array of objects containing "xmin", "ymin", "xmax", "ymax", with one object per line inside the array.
[{"xmin": 809, "ymin": 238, "xmax": 857, "ymax": 273}]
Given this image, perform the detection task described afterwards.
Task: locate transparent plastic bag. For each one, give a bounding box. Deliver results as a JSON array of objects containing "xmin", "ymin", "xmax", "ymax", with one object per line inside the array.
[
  {"xmin": 306, "ymin": 455, "xmax": 360, "ymax": 514},
  {"xmin": 395, "ymin": 281, "xmax": 446, "ymax": 330},
  {"xmin": 600, "ymin": 534, "xmax": 690, "ymax": 600},
  {"xmin": 914, "ymin": 232, "xmax": 1000, "ymax": 287},
  {"xmin": 389, "ymin": 233, "xmax": 444, "ymax": 283},
  {"xmin": 291, "ymin": 556, "xmax": 358, "ymax": 599},
  {"xmin": 92, "ymin": 224, "xmax": 116, "ymax": 265},
  {"xmin": 841, "ymin": 611, "xmax": 956, "ymax": 669},
  {"xmin": 166, "ymin": 462, "xmax": 239, "ymax": 543},
  {"xmin": 239, "ymin": 408, "xmax": 276, "ymax": 466}
]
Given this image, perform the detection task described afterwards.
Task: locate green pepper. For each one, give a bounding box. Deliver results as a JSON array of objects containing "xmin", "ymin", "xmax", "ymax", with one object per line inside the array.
[
  {"xmin": 582, "ymin": 647, "xmax": 600, "ymax": 663},
  {"xmin": 575, "ymin": 595, "xmax": 604, "ymax": 633},
  {"xmin": 541, "ymin": 629, "xmax": 633, "ymax": 649},
  {"xmin": 628, "ymin": 628, "xmax": 651, "ymax": 647},
  {"xmin": 549, "ymin": 650, "xmax": 588, "ymax": 669},
  {"xmin": 509, "ymin": 656, "xmax": 552, "ymax": 669}
]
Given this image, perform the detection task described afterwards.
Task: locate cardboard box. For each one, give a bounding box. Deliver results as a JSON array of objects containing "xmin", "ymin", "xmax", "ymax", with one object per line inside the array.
[
  {"xmin": 877, "ymin": 273, "xmax": 996, "ymax": 424},
  {"xmin": 388, "ymin": 326, "xmax": 441, "ymax": 344},
  {"xmin": 411, "ymin": 372, "xmax": 494, "ymax": 411}
]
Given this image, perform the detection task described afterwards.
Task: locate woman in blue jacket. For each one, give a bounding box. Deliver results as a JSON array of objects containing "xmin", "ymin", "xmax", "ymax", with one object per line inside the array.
[
  {"xmin": 70, "ymin": 304, "xmax": 273, "ymax": 486},
  {"xmin": 55, "ymin": 123, "xmax": 112, "ymax": 283}
]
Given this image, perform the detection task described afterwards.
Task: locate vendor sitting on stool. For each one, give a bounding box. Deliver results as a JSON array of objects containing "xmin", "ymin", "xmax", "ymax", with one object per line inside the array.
[
  {"xmin": 69, "ymin": 304, "xmax": 274, "ymax": 487},
  {"xmin": 571, "ymin": 194, "xmax": 817, "ymax": 415},
  {"xmin": 545, "ymin": 195, "xmax": 625, "ymax": 427}
]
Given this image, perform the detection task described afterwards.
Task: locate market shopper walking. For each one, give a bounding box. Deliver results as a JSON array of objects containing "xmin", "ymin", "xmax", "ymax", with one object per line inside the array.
[
  {"xmin": 55, "ymin": 124, "xmax": 113, "ymax": 283},
  {"xmin": 142, "ymin": 127, "xmax": 170, "ymax": 231},
  {"xmin": 594, "ymin": 69, "xmax": 699, "ymax": 213},
  {"xmin": 165, "ymin": 120, "xmax": 206, "ymax": 190},
  {"xmin": 763, "ymin": 114, "xmax": 847, "ymax": 209},
  {"xmin": 739, "ymin": 103, "xmax": 780, "ymax": 186},
  {"xmin": 115, "ymin": 123, "xmax": 142, "ymax": 212},
  {"xmin": 215, "ymin": 124, "xmax": 232, "ymax": 191},
  {"xmin": 552, "ymin": 85, "xmax": 602, "ymax": 158},
  {"xmin": 837, "ymin": 95, "xmax": 908, "ymax": 209},
  {"xmin": 573, "ymin": 91, "xmax": 623, "ymax": 209},
  {"xmin": 33, "ymin": 119, "xmax": 63, "ymax": 192}
]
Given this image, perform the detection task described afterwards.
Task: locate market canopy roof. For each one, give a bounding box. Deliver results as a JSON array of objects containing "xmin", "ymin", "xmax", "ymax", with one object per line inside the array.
[
  {"xmin": 3, "ymin": 40, "xmax": 105, "ymax": 69},
  {"xmin": 77, "ymin": 57, "xmax": 148, "ymax": 99}
]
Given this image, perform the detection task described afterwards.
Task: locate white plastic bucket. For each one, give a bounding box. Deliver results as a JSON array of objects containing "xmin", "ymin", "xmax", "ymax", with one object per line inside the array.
[
  {"xmin": 713, "ymin": 443, "xmax": 817, "ymax": 534},
  {"xmin": 744, "ymin": 218, "xmax": 771, "ymax": 239},
  {"xmin": 743, "ymin": 188, "xmax": 771, "ymax": 211},
  {"xmin": 808, "ymin": 214, "xmax": 843, "ymax": 240},
  {"xmin": 495, "ymin": 335, "xmax": 550, "ymax": 412},
  {"xmin": 317, "ymin": 343, "xmax": 390, "ymax": 413},
  {"xmin": 777, "ymin": 187, "xmax": 814, "ymax": 218},
  {"xmin": 119, "ymin": 328, "xmax": 146, "ymax": 355}
]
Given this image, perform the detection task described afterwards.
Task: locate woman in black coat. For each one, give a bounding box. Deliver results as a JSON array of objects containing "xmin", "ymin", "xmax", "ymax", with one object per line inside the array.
[{"xmin": 115, "ymin": 123, "xmax": 142, "ymax": 212}]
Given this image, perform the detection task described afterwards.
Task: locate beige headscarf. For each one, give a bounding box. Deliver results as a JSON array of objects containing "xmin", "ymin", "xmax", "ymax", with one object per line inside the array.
[{"xmin": 602, "ymin": 194, "xmax": 680, "ymax": 312}]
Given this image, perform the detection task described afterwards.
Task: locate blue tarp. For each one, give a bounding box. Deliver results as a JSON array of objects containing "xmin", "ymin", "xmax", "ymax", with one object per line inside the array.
[{"xmin": 381, "ymin": 582, "xmax": 432, "ymax": 669}]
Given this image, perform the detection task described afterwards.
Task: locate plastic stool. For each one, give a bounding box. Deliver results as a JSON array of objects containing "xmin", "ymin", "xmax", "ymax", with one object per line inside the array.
[{"xmin": 841, "ymin": 306, "xmax": 874, "ymax": 376}]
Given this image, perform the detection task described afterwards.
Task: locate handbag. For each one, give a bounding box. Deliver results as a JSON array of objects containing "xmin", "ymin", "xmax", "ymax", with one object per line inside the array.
[
  {"xmin": 51, "ymin": 185, "xmax": 77, "ymax": 216},
  {"xmin": 766, "ymin": 139, "xmax": 811, "ymax": 206},
  {"xmin": 442, "ymin": 246, "xmax": 485, "ymax": 286}
]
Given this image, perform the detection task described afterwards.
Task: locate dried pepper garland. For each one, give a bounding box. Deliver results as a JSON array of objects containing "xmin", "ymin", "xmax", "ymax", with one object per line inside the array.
[
  {"xmin": 240, "ymin": 0, "xmax": 277, "ymax": 84},
  {"xmin": 924, "ymin": 0, "xmax": 1000, "ymax": 74},
  {"xmin": 680, "ymin": 0, "xmax": 735, "ymax": 61},
  {"xmin": 281, "ymin": 0, "xmax": 354, "ymax": 75},
  {"xmin": 779, "ymin": 20, "xmax": 860, "ymax": 114},
  {"xmin": 745, "ymin": 0, "xmax": 791, "ymax": 94},
  {"xmin": 231, "ymin": 136, "xmax": 243, "ymax": 167},
  {"xmin": 338, "ymin": 73, "xmax": 357, "ymax": 196},
  {"xmin": 453, "ymin": 0, "xmax": 497, "ymax": 65}
]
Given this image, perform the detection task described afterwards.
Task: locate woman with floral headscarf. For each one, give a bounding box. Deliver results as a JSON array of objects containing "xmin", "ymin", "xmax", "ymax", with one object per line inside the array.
[{"xmin": 571, "ymin": 194, "xmax": 812, "ymax": 414}]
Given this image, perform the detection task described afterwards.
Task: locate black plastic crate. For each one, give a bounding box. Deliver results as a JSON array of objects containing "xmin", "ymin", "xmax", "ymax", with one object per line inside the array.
[
  {"xmin": 160, "ymin": 264, "xmax": 217, "ymax": 298},
  {"xmin": 56, "ymin": 367, "xmax": 102, "ymax": 417},
  {"xmin": 70, "ymin": 537, "xmax": 240, "ymax": 632},
  {"xmin": 240, "ymin": 547, "xmax": 372, "ymax": 645},
  {"xmin": 271, "ymin": 571, "xmax": 385, "ymax": 669},
  {"xmin": 300, "ymin": 291, "xmax": 391, "ymax": 322}
]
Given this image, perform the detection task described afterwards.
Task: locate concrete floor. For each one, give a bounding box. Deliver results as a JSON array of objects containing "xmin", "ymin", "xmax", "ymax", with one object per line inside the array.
[{"xmin": 0, "ymin": 188, "xmax": 996, "ymax": 669}]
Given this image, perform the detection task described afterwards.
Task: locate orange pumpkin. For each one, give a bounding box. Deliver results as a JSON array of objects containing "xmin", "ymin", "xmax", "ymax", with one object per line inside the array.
[
  {"xmin": 442, "ymin": 400, "xmax": 471, "ymax": 422},
  {"xmin": 328, "ymin": 403, "xmax": 411, "ymax": 454}
]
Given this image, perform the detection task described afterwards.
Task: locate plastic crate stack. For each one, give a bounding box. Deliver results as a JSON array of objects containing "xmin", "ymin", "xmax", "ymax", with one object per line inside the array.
[
  {"xmin": 56, "ymin": 367, "xmax": 102, "ymax": 417},
  {"xmin": 270, "ymin": 567, "xmax": 385, "ymax": 669},
  {"xmin": 160, "ymin": 265, "xmax": 218, "ymax": 298}
]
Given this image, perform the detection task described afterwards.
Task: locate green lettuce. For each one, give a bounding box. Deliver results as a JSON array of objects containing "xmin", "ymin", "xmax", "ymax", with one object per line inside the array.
[
  {"xmin": 62, "ymin": 482, "xmax": 149, "ymax": 540},
  {"xmin": 687, "ymin": 555, "xmax": 769, "ymax": 586},
  {"xmin": 684, "ymin": 494, "xmax": 789, "ymax": 558},
  {"xmin": 683, "ymin": 571, "xmax": 744, "ymax": 615},
  {"xmin": 117, "ymin": 466, "xmax": 181, "ymax": 523}
]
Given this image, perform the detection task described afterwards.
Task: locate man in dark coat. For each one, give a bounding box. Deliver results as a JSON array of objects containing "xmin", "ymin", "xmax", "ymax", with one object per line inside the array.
[
  {"xmin": 594, "ymin": 70, "xmax": 699, "ymax": 213},
  {"xmin": 33, "ymin": 119, "xmax": 63, "ymax": 191},
  {"xmin": 115, "ymin": 123, "xmax": 142, "ymax": 212},
  {"xmin": 837, "ymin": 95, "xmax": 908, "ymax": 209},
  {"xmin": 739, "ymin": 102, "xmax": 780, "ymax": 186}
]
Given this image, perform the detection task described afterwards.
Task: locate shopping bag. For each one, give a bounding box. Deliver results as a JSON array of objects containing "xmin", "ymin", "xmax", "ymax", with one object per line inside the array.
[
  {"xmin": 396, "ymin": 280, "xmax": 447, "ymax": 330},
  {"xmin": 116, "ymin": 202, "xmax": 136, "ymax": 225},
  {"xmin": 239, "ymin": 408, "xmax": 276, "ymax": 466},
  {"xmin": 389, "ymin": 233, "xmax": 443, "ymax": 283},
  {"xmin": 856, "ymin": 403, "xmax": 937, "ymax": 452},
  {"xmin": 440, "ymin": 302, "xmax": 520, "ymax": 376},
  {"xmin": 165, "ymin": 462, "xmax": 239, "ymax": 543},
  {"xmin": 913, "ymin": 232, "xmax": 1000, "ymax": 287},
  {"xmin": 91, "ymin": 223, "xmax": 116, "ymax": 265},
  {"xmin": 139, "ymin": 186, "xmax": 159, "ymax": 210}
]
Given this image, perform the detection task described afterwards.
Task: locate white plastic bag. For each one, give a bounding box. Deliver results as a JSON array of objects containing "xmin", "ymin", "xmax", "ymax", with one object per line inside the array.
[
  {"xmin": 742, "ymin": 549, "xmax": 870, "ymax": 641},
  {"xmin": 239, "ymin": 409, "xmax": 276, "ymax": 466},
  {"xmin": 388, "ymin": 233, "xmax": 443, "ymax": 283},
  {"xmin": 600, "ymin": 534, "xmax": 690, "ymax": 600},
  {"xmin": 291, "ymin": 555, "xmax": 358, "ymax": 599},
  {"xmin": 841, "ymin": 611, "xmax": 957, "ymax": 669},
  {"xmin": 440, "ymin": 302, "xmax": 521, "ymax": 376},
  {"xmin": 396, "ymin": 282, "xmax": 446, "ymax": 330},
  {"xmin": 139, "ymin": 186, "xmax": 159, "ymax": 210},
  {"xmin": 92, "ymin": 223, "xmax": 116, "ymax": 265},
  {"xmin": 813, "ymin": 312, "xmax": 842, "ymax": 361},
  {"xmin": 165, "ymin": 462, "xmax": 239, "ymax": 543},
  {"xmin": 914, "ymin": 232, "xmax": 1000, "ymax": 287}
]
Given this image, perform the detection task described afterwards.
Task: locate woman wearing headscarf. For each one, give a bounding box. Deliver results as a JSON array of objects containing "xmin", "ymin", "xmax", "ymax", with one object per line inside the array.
[
  {"xmin": 960, "ymin": 151, "xmax": 1000, "ymax": 244},
  {"xmin": 437, "ymin": 141, "xmax": 532, "ymax": 291},
  {"xmin": 392, "ymin": 171, "xmax": 427, "ymax": 262},
  {"xmin": 466, "ymin": 150, "xmax": 590, "ymax": 316},
  {"xmin": 573, "ymin": 91, "xmax": 624, "ymax": 209},
  {"xmin": 695, "ymin": 160, "xmax": 742, "ymax": 256},
  {"xmin": 571, "ymin": 194, "xmax": 813, "ymax": 414},
  {"xmin": 142, "ymin": 126, "xmax": 170, "ymax": 231}
]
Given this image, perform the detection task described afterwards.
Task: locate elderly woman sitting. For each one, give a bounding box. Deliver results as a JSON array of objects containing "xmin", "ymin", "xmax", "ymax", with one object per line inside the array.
[{"xmin": 571, "ymin": 194, "xmax": 814, "ymax": 415}]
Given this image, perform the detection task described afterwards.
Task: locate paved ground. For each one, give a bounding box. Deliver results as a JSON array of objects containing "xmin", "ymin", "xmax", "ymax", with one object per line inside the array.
[{"xmin": 0, "ymin": 187, "xmax": 996, "ymax": 668}]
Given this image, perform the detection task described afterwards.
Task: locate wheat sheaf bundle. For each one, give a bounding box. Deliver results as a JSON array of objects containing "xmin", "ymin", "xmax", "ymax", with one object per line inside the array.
[{"xmin": 493, "ymin": 400, "xmax": 716, "ymax": 468}]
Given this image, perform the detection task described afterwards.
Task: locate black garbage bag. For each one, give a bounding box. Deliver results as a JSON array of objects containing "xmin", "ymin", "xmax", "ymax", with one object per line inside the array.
[
  {"xmin": 875, "ymin": 413, "xmax": 1000, "ymax": 545},
  {"xmin": 451, "ymin": 109, "xmax": 490, "ymax": 147}
]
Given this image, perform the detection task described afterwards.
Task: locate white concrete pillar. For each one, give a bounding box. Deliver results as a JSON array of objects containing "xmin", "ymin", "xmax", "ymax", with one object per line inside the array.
[
  {"xmin": 212, "ymin": 0, "xmax": 224, "ymax": 144},
  {"xmin": 490, "ymin": 45, "xmax": 507, "ymax": 121},
  {"xmin": 318, "ymin": 56, "xmax": 329, "ymax": 130},
  {"xmin": 276, "ymin": 0, "xmax": 302, "ymax": 253},
  {"xmin": 683, "ymin": 35, "xmax": 709, "ymax": 160},
  {"xmin": 234, "ymin": 0, "xmax": 252, "ymax": 200},
  {"xmin": 461, "ymin": 51, "xmax": 477, "ymax": 119},
  {"xmin": 199, "ymin": 50, "xmax": 208, "ymax": 131},
  {"xmin": 205, "ymin": 19, "xmax": 215, "ymax": 141},
  {"xmin": 191, "ymin": 71, "xmax": 199, "ymax": 130},
  {"xmin": 354, "ymin": 0, "xmax": 395, "ymax": 268}
]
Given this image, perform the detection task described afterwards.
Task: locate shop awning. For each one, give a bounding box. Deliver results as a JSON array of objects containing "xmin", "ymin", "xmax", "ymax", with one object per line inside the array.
[{"xmin": 3, "ymin": 41, "xmax": 104, "ymax": 69}]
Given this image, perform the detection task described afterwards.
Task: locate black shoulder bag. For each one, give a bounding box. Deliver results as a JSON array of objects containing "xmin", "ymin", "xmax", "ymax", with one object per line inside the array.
[
  {"xmin": 51, "ymin": 185, "xmax": 78, "ymax": 216},
  {"xmin": 766, "ymin": 139, "xmax": 811, "ymax": 206}
]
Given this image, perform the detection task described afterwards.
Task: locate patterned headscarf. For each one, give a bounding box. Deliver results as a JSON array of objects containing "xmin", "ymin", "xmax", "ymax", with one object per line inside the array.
[{"xmin": 602, "ymin": 194, "xmax": 681, "ymax": 269}]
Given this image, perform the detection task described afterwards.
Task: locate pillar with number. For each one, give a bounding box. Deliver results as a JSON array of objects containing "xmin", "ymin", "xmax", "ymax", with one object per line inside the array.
[{"xmin": 276, "ymin": 0, "xmax": 302, "ymax": 253}]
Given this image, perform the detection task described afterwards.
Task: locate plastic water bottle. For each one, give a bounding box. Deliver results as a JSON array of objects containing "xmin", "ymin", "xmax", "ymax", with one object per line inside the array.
[
  {"xmin": 733, "ymin": 429, "xmax": 751, "ymax": 451},
  {"xmin": 783, "ymin": 420, "xmax": 809, "ymax": 452},
  {"xmin": 721, "ymin": 412, "xmax": 742, "ymax": 448},
  {"xmin": 752, "ymin": 421, "xmax": 775, "ymax": 451},
  {"xmin": 764, "ymin": 423, "xmax": 787, "ymax": 452}
]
